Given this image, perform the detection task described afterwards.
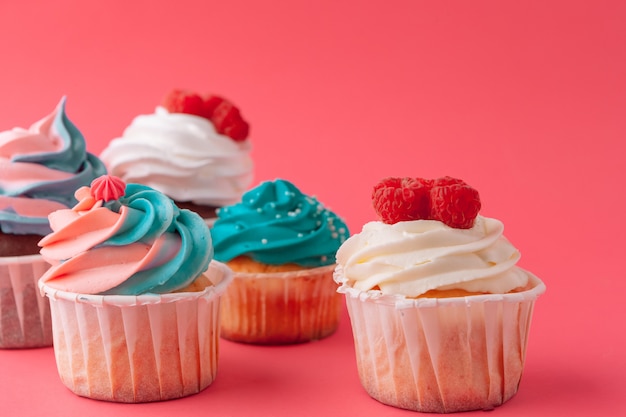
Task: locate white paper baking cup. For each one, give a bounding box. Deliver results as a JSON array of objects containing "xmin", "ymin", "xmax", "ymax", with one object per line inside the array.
[
  {"xmin": 39, "ymin": 260, "xmax": 233, "ymax": 403},
  {"xmin": 220, "ymin": 263, "xmax": 341, "ymax": 344},
  {"xmin": 0, "ymin": 254, "xmax": 53, "ymax": 348},
  {"xmin": 334, "ymin": 265, "xmax": 546, "ymax": 413}
]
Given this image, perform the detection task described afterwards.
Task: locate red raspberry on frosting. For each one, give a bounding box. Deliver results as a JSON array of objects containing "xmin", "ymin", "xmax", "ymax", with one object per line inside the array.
[
  {"xmin": 202, "ymin": 95, "xmax": 225, "ymax": 118},
  {"xmin": 429, "ymin": 177, "xmax": 481, "ymax": 229},
  {"xmin": 162, "ymin": 89, "xmax": 205, "ymax": 118},
  {"xmin": 162, "ymin": 90, "xmax": 250, "ymax": 141},
  {"xmin": 372, "ymin": 176, "xmax": 481, "ymax": 229},
  {"xmin": 210, "ymin": 99, "xmax": 250, "ymax": 142},
  {"xmin": 372, "ymin": 177, "xmax": 432, "ymax": 224}
]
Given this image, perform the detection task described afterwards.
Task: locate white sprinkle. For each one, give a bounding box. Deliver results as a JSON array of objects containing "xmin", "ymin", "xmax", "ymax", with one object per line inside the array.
[
  {"xmin": 261, "ymin": 239, "xmax": 268, "ymax": 244},
  {"xmin": 332, "ymin": 232, "xmax": 338, "ymax": 239},
  {"xmin": 297, "ymin": 233, "xmax": 304, "ymax": 238}
]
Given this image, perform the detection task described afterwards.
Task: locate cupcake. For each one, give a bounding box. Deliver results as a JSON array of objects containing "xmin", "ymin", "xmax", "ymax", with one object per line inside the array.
[
  {"xmin": 38, "ymin": 175, "xmax": 232, "ymax": 402},
  {"xmin": 211, "ymin": 179, "xmax": 349, "ymax": 344},
  {"xmin": 334, "ymin": 176, "xmax": 546, "ymax": 413},
  {"xmin": 0, "ymin": 97, "xmax": 106, "ymax": 348},
  {"xmin": 100, "ymin": 89, "xmax": 252, "ymax": 224}
]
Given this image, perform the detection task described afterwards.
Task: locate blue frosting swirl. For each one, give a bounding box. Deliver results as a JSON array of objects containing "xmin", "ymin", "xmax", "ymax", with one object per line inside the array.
[
  {"xmin": 100, "ymin": 184, "xmax": 214, "ymax": 295},
  {"xmin": 211, "ymin": 179, "xmax": 349, "ymax": 267}
]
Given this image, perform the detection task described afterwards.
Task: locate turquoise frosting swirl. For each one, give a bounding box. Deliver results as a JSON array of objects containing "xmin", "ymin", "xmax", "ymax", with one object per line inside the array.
[
  {"xmin": 211, "ymin": 179, "xmax": 349, "ymax": 267},
  {"xmin": 0, "ymin": 97, "xmax": 107, "ymax": 235},
  {"xmin": 101, "ymin": 183, "xmax": 214, "ymax": 295}
]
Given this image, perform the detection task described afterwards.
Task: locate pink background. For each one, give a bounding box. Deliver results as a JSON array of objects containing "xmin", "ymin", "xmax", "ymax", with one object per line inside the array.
[{"xmin": 0, "ymin": 0, "xmax": 624, "ymax": 415}]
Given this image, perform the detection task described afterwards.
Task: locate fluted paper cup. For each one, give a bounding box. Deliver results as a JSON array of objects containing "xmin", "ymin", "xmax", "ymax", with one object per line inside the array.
[
  {"xmin": 335, "ymin": 265, "xmax": 546, "ymax": 413},
  {"xmin": 220, "ymin": 264, "xmax": 341, "ymax": 344},
  {"xmin": 39, "ymin": 261, "xmax": 233, "ymax": 403},
  {"xmin": 0, "ymin": 254, "xmax": 52, "ymax": 349}
]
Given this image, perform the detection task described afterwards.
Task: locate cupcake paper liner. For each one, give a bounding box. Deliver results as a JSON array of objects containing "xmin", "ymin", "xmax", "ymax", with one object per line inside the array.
[
  {"xmin": 220, "ymin": 264, "xmax": 341, "ymax": 344},
  {"xmin": 335, "ymin": 266, "xmax": 546, "ymax": 413},
  {"xmin": 0, "ymin": 254, "xmax": 53, "ymax": 349},
  {"xmin": 39, "ymin": 261, "xmax": 233, "ymax": 403}
]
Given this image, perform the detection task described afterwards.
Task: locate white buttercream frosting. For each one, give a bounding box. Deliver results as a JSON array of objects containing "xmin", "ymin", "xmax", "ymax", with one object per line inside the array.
[
  {"xmin": 101, "ymin": 107, "xmax": 253, "ymax": 207},
  {"xmin": 335, "ymin": 216, "xmax": 529, "ymax": 297}
]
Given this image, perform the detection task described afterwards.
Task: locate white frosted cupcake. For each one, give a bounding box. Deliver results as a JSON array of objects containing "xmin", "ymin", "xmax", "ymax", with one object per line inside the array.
[
  {"xmin": 334, "ymin": 176, "xmax": 546, "ymax": 413},
  {"xmin": 100, "ymin": 89, "xmax": 253, "ymax": 225},
  {"xmin": 38, "ymin": 175, "xmax": 232, "ymax": 402}
]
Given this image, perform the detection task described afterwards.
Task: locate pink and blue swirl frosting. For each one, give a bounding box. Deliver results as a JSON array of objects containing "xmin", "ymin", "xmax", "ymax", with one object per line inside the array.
[
  {"xmin": 39, "ymin": 177, "xmax": 213, "ymax": 295},
  {"xmin": 210, "ymin": 179, "xmax": 349, "ymax": 267},
  {"xmin": 0, "ymin": 97, "xmax": 106, "ymax": 235}
]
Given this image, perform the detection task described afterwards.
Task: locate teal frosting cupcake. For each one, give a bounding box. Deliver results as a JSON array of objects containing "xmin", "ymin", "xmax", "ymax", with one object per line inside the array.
[{"xmin": 211, "ymin": 179, "xmax": 349, "ymax": 267}]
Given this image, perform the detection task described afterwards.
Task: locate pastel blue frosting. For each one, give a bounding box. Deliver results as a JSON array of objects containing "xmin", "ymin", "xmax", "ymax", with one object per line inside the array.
[
  {"xmin": 211, "ymin": 179, "xmax": 349, "ymax": 267},
  {"xmin": 101, "ymin": 183, "xmax": 213, "ymax": 295}
]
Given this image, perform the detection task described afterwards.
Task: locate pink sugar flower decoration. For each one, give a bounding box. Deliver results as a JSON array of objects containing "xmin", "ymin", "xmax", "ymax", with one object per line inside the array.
[{"xmin": 90, "ymin": 175, "xmax": 126, "ymax": 202}]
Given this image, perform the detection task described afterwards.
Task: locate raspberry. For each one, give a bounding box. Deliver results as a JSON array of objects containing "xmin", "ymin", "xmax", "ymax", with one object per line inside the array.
[
  {"xmin": 162, "ymin": 89, "xmax": 205, "ymax": 117},
  {"xmin": 210, "ymin": 99, "xmax": 250, "ymax": 141},
  {"xmin": 429, "ymin": 177, "xmax": 481, "ymax": 229},
  {"xmin": 372, "ymin": 177, "xmax": 432, "ymax": 224},
  {"xmin": 202, "ymin": 95, "xmax": 225, "ymax": 118},
  {"xmin": 162, "ymin": 90, "xmax": 249, "ymax": 141},
  {"xmin": 372, "ymin": 176, "xmax": 481, "ymax": 228}
]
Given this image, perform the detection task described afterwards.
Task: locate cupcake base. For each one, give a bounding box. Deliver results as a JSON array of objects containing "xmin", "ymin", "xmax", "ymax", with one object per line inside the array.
[
  {"xmin": 0, "ymin": 254, "xmax": 52, "ymax": 349},
  {"xmin": 220, "ymin": 263, "xmax": 341, "ymax": 344},
  {"xmin": 39, "ymin": 261, "xmax": 232, "ymax": 403},
  {"xmin": 0, "ymin": 232, "xmax": 42, "ymax": 256},
  {"xmin": 335, "ymin": 267, "xmax": 545, "ymax": 413}
]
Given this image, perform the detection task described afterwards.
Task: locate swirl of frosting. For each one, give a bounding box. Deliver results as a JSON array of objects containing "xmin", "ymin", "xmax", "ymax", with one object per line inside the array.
[
  {"xmin": 211, "ymin": 179, "xmax": 349, "ymax": 267},
  {"xmin": 0, "ymin": 97, "xmax": 107, "ymax": 235},
  {"xmin": 335, "ymin": 216, "xmax": 529, "ymax": 297},
  {"xmin": 100, "ymin": 107, "xmax": 253, "ymax": 207},
  {"xmin": 38, "ymin": 179, "xmax": 213, "ymax": 295}
]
